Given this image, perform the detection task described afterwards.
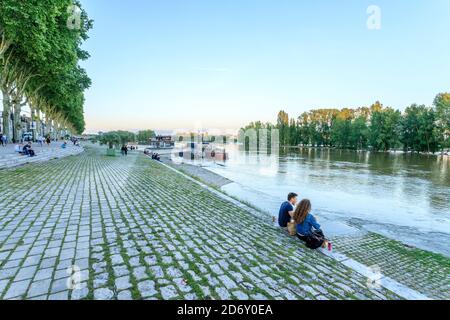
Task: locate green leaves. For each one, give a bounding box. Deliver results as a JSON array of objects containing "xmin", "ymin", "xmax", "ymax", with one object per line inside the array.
[
  {"xmin": 400, "ymin": 104, "xmax": 440, "ymax": 153},
  {"xmin": 99, "ymin": 131, "xmax": 137, "ymax": 149},
  {"xmin": 244, "ymin": 95, "xmax": 447, "ymax": 153},
  {"xmin": 137, "ymin": 130, "xmax": 157, "ymax": 144},
  {"xmin": 0, "ymin": 0, "xmax": 92, "ymax": 134},
  {"xmin": 433, "ymin": 93, "xmax": 450, "ymax": 148},
  {"xmin": 368, "ymin": 107, "xmax": 402, "ymax": 152}
]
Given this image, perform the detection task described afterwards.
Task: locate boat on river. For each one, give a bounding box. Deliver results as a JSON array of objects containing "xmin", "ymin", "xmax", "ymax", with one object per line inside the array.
[{"xmin": 178, "ymin": 142, "xmax": 229, "ymax": 161}]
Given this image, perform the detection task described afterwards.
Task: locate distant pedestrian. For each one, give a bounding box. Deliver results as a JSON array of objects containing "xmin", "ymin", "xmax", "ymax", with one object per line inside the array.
[
  {"xmin": 0, "ymin": 133, "xmax": 4, "ymax": 147},
  {"xmin": 121, "ymin": 145, "xmax": 128, "ymax": 156}
]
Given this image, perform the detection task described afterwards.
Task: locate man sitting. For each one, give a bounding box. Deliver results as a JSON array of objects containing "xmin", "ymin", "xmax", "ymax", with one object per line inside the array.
[{"xmin": 278, "ymin": 192, "xmax": 298, "ymax": 228}]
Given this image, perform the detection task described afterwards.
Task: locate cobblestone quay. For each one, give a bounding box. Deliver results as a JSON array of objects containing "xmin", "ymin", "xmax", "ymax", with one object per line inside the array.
[{"xmin": 0, "ymin": 146, "xmax": 446, "ymax": 300}]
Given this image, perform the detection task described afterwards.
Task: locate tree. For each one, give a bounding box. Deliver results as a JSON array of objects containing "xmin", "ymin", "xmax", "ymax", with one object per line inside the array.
[
  {"xmin": 137, "ymin": 130, "xmax": 156, "ymax": 144},
  {"xmin": 401, "ymin": 105, "xmax": 440, "ymax": 153},
  {"xmin": 349, "ymin": 117, "xmax": 369, "ymax": 150},
  {"xmin": 0, "ymin": 0, "xmax": 92, "ymax": 140},
  {"xmin": 434, "ymin": 93, "xmax": 450, "ymax": 149},
  {"xmin": 297, "ymin": 112, "xmax": 311, "ymax": 146},
  {"xmin": 114, "ymin": 131, "xmax": 136, "ymax": 145},
  {"xmin": 288, "ymin": 118, "xmax": 298, "ymax": 146},
  {"xmin": 277, "ymin": 110, "xmax": 290, "ymax": 146},
  {"xmin": 243, "ymin": 95, "xmax": 443, "ymax": 153},
  {"xmin": 100, "ymin": 132, "xmax": 121, "ymax": 149},
  {"xmin": 331, "ymin": 118, "xmax": 351, "ymax": 148},
  {"xmin": 369, "ymin": 108, "xmax": 401, "ymax": 151}
]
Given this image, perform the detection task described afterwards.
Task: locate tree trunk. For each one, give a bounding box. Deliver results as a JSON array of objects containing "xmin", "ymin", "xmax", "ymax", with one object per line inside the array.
[
  {"xmin": 55, "ymin": 122, "xmax": 60, "ymax": 140},
  {"xmin": 12, "ymin": 102, "xmax": 21, "ymax": 143},
  {"xmin": 1, "ymin": 88, "xmax": 11, "ymax": 141},
  {"xmin": 35, "ymin": 110, "xmax": 41, "ymax": 139},
  {"xmin": 30, "ymin": 107, "xmax": 36, "ymax": 141},
  {"xmin": 45, "ymin": 118, "xmax": 50, "ymax": 139}
]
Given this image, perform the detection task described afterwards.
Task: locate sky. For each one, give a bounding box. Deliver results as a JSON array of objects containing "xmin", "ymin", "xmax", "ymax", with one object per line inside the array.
[{"xmin": 79, "ymin": 0, "xmax": 450, "ymax": 133}]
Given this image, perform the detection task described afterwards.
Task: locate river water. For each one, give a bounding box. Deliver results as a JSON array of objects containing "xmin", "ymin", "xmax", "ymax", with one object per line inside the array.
[{"xmin": 196, "ymin": 145, "xmax": 450, "ymax": 256}]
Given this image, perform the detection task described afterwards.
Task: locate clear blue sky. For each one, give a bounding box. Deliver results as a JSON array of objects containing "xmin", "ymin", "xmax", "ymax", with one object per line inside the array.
[{"xmin": 79, "ymin": 0, "xmax": 450, "ymax": 133}]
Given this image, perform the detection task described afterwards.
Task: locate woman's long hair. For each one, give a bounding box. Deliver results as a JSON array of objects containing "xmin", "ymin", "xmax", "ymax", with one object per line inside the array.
[{"xmin": 293, "ymin": 199, "xmax": 312, "ymax": 224}]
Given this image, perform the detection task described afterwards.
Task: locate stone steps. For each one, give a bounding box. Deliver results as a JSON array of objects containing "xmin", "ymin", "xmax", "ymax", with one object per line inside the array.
[{"xmin": 0, "ymin": 147, "xmax": 84, "ymax": 170}]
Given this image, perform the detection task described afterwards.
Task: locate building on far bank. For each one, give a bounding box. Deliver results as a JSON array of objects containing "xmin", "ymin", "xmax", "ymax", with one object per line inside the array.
[{"xmin": 148, "ymin": 135, "xmax": 175, "ymax": 149}]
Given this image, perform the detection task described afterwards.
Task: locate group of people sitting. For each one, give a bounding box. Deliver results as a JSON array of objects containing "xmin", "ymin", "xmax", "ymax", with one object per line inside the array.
[
  {"xmin": 151, "ymin": 152, "xmax": 161, "ymax": 161},
  {"xmin": 143, "ymin": 149, "xmax": 161, "ymax": 161},
  {"xmin": 15, "ymin": 139, "xmax": 69, "ymax": 157},
  {"xmin": 278, "ymin": 193, "xmax": 331, "ymax": 250},
  {"xmin": 15, "ymin": 142, "xmax": 36, "ymax": 157}
]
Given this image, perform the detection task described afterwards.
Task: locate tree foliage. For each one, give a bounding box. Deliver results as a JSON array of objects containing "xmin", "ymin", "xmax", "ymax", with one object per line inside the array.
[
  {"xmin": 99, "ymin": 132, "xmax": 121, "ymax": 149},
  {"xmin": 136, "ymin": 130, "xmax": 156, "ymax": 144},
  {"xmin": 0, "ymin": 0, "xmax": 92, "ymax": 138},
  {"xmin": 99, "ymin": 131, "xmax": 136, "ymax": 149},
  {"xmin": 244, "ymin": 94, "xmax": 448, "ymax": 153},
  {"xmin": 434, "ymin": 93, "xmax": 450, "ymax": 148}
]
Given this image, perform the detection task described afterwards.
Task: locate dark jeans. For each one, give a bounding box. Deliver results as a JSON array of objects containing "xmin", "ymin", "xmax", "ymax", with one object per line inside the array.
[
  {"xmin": 25, "ymin": 149, "xmax": 35, "ymax": 157},
  {"xmin": 297, "ymin": 230, "xmax": 326, "ymax": 249}
]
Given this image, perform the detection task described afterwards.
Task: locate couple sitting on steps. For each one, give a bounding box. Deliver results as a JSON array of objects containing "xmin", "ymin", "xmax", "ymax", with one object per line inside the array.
[{"xmin": 278, "ymin": 193, "xmax": 331, "ymax": 250}]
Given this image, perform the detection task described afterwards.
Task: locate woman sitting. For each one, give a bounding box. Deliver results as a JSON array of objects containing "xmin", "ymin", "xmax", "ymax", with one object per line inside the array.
[{"xmin": 293, "ymin": 199, "xmax": 329, "ymax": 250}]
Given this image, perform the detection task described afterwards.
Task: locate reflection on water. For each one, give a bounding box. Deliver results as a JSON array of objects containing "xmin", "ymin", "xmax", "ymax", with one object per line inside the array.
[{"xmin": 204, "ymin": 146, "xmax": 450, "ymax": 241}]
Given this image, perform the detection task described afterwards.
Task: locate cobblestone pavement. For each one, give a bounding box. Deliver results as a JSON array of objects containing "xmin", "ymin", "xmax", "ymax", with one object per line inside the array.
[
  {"xmin": 332, "ymin": 233, "xmax": 450, "ymax": 300},
  {"xmin": 0, "ymin": 146, "xmax": 426, "ymax": 300}
]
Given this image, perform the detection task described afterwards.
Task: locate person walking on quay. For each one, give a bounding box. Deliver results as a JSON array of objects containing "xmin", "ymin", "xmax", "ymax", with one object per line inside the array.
[
  {"xmin": 121, "ymin": 145, "xmax": 128, "ymax": 156},
  {"xmin": 46, "ymin": 136, "xmax": 51, "ymax": 146},
  {"xmin": 0, "ymin": 133, "xmax": 4, "ymax": 147}
]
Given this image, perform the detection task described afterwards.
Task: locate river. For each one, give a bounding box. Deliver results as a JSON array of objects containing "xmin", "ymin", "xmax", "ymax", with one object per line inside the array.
[{"xmin": 193, "ymin": 145, "xmax": 450, "ymax": 257}]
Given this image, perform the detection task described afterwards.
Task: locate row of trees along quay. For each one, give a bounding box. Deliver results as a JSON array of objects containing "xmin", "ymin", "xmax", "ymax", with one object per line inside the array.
[
  {"xmin": 0, "ymin": 1, "xmax": 92, "ymax": 142},
  {"xmin": 243, "ymin": 94, "xmax": 450, "ymax": 154}
]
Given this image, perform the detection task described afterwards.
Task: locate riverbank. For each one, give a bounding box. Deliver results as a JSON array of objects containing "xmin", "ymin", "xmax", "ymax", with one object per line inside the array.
[
  {"xmin": 0, "ymin": 145, "xmax": 409, "ymax": 300},
  {"xmin": 281, "ymin": 145, "xmax": 450, "ymax": 157},
  {"xmin": 159, "ymin": 156, "xmax": 450, "ymax": 300}
]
